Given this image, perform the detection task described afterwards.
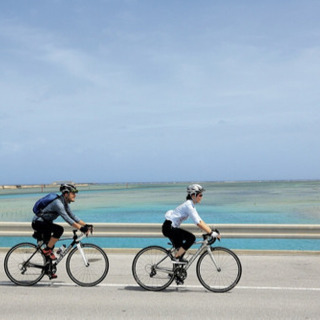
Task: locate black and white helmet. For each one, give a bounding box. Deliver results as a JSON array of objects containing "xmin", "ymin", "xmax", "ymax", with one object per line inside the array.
[
  {"xmin": 187, "ymin": 184, "xmax": 205, "ymax": 196},
  {"xmin": 60, "ymin": 183, "xmax": 78, "ymax": 194}
]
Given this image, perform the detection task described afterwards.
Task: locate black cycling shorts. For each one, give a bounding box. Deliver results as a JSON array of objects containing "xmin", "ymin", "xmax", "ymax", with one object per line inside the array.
[
  {"xmin": 32, "ymin": 220, "xmax": 64, "ymax": 241},
  {"xmin": 162, "ymin": 220, "xmax": 195, "ymax": 251}
]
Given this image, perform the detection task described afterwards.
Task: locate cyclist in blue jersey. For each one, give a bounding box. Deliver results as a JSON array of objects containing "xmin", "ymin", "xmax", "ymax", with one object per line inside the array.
[
  {"xmin": 32, "ymin": 184, "xmax": 92, "ymax": 269},
  {"xmin": 162, "ymin": 184, "xmax": 220, "ymax": 264}
]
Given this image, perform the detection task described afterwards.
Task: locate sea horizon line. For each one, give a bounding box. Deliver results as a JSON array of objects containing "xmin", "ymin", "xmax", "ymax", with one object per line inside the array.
[{"xmin": 1, "ymin": 179, "xmax": 320, "ymax": 190}]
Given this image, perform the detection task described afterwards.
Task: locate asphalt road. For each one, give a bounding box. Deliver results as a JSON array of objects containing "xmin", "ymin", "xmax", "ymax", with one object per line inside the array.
[{"xmin": 0, "ymin": 250, "xmax": 319, "ymax": 320}]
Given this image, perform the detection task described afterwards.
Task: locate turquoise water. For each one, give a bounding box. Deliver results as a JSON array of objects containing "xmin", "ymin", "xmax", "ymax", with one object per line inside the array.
[{"xmin": 1, "ymin": 181, "xmax": 319, "ymax": 250}]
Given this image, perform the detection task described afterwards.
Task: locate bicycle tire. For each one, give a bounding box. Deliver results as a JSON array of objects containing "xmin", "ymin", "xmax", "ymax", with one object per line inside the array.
[
  {"xmin": 66, "ymin": 243, "xmax": 109, "ymax": 286},
  {"xmin": 132, "ymin": 246, "xmax": 175, "ymax": 291},
  {"xmin": 4, "ymin": 242, "xmax": 46, "ymax": 286},
  {"xmin": 196, "ymin": 246, "xmax": 242, "ymax": 293}
]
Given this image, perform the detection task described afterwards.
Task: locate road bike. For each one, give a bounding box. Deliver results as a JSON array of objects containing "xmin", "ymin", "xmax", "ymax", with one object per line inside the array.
[
  {"xmin": 4, "ymin": 229, "xmax": 109, "ymax": 287},
  {"xmin": 132, "ymin": 234, "xmax": 242, "ymax": 292}
]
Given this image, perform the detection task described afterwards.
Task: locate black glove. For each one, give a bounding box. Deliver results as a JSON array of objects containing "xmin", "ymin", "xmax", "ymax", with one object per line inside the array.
[
  {"xmin": 85, "ymin": 224, "xmax": 94, "ymax": 233},
  {"xmin": 80, "ymin": 225, "xmax": 89, "ymax": 233}
]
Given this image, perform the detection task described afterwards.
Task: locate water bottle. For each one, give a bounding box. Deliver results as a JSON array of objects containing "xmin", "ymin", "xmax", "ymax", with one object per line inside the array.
[{"xmin": 56, "ymin": 244, "xmax": 66, "ymax": 256}]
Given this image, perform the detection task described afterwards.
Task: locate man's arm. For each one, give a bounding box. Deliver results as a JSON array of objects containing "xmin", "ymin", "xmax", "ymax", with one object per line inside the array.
[{"xmin": 71, "ymin": 220, "xmax": 86, "ymax": 230}]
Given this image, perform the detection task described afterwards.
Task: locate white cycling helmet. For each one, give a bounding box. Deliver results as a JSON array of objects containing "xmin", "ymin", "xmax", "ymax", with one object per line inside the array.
[
  {"xmin": 187, "ymin": 184, "xmax": 205, "ymax": 196},
  {"xmin": 60, "ymin": 183, "xmax": 78, "ymax": 194}
]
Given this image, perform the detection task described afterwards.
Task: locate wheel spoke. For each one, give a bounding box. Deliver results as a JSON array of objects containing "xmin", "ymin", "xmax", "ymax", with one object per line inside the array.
[
  {"xmin": 132, "ymin": 246, "xmax": 175, "ymax": 291},
  {"xmin": 4, "ymin": 243, "xmax": 46, "ymax": 286},
  {"xmin": 196, "ymin": 247, "xmax": 242, "ymax": 292},
  {"xmin": 66, "ymin": 244, "xmax": 109, "ymax": 286}
]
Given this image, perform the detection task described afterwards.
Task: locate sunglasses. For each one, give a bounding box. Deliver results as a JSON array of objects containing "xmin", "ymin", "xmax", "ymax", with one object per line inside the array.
[{"xmin": 198, "ymin": 194, "xmax": 203, "ymax": 197}]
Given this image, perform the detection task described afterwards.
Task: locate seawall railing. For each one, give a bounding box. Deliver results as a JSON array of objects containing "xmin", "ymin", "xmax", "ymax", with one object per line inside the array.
[{"xmin": 1, "ymin": 222, "xmax": 320, "ymax": 239}]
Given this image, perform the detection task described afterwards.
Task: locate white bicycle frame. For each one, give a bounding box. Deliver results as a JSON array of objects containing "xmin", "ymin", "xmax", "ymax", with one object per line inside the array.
[
  {"xmin": 154, "ymin": 237, "xmax": 219, "ymax": 275},
  {"xmin": 54, "ymin": 232, "xmax": 89, "ymax": 266},
  {"xmin": 174, "ymin": 238, "xmax": 219, "ymax": 272}
]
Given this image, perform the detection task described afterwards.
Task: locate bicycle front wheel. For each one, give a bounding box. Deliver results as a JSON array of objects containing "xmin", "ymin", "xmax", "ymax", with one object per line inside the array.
[
  {"xmin": 132, "ymin": 246, "xmax": 175, "ymax": 291},
  {"xmin": 196, "ymin": 247, "xmax": 242, "ymax": 293},
  {"xmin": 4, "ymin": 242, "xmax": 46, "ymax": 286},
  {"xmin": 66, "ymin": 243, "xmax": 109, "ymax": 286}
]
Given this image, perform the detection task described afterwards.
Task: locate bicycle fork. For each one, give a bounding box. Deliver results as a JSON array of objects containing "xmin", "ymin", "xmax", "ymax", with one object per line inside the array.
[
  {"xmin": 207, "ymin": 247, "xmax": 221, "ymax": 272},
  {"xmin": 77, "ymin": 243, "xmax": 89, "ymax": 267}
]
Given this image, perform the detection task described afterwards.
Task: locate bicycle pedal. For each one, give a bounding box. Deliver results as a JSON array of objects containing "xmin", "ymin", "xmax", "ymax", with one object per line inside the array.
[{"xmin": 175, "ymin": 279, "xmax": 184, "ymax": 285}]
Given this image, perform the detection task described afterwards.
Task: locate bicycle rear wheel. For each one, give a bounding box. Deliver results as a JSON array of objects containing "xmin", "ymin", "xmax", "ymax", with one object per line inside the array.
[
  {"xmin": 132, "ymin": 246, "xmax": 175, "ymax": 291},
  {"xmin": 4, "ymin": 242, "xmax": 46, "ymax": 286},
  {"xmin": 196, "ymin": 247, "xmax": 242, "ymax": 293},
  {"xmin": 66, "ymin": 243, "xmax": 109, "ymax": 286}
]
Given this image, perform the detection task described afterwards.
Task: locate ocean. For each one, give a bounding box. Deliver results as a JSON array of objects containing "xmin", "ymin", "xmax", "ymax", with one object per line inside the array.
[{"xmin": 1, "ymin": 181, "xmax": 319, "ymax": 250}]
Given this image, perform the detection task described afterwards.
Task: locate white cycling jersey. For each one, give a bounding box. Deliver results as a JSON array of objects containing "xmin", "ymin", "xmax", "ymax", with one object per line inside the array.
[{"xmin": 165, "ymin": 200, "xmax": 202, "ymax": 228}]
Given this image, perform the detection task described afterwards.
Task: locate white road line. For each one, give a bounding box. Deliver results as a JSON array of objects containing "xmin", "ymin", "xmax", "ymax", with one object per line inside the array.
[
  {"xmin": 1, "ymin": 281, "xmax": 319, "ymax": 291},
  {"xmin": 236, "ymin": 286, "xmax": 320, "ymax": 291}
]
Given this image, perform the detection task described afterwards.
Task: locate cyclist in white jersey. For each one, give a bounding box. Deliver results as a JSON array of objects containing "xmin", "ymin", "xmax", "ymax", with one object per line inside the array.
[{"xmin": 162, "ymin": 184, "xmax": 220, "ymax": 263}]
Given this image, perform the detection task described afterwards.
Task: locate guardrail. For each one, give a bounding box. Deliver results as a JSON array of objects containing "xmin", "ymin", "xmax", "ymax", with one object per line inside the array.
[{"xmin": 1, "ymin": 222, "xmax": 320, "ymax": 239}]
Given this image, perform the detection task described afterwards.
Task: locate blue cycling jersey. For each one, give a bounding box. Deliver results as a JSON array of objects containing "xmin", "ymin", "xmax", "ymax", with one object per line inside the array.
[{"xmin": 32, "ymin": 195, "xmax": 81, "ymax": 226}]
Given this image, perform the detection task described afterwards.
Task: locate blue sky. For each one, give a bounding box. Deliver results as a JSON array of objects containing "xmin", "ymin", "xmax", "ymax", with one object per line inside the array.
[{"xmin": 0, "ymin": 0, "xmax": 319, "ymax": 185}]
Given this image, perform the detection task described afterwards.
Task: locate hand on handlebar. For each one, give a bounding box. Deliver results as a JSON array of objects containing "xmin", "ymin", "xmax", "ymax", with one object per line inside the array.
[
  {"xmin": 80, "ymin": 224, "xmax": 94, "ymax": 235},
  {"xmin": 210, "ymin": 228, "xmax": 221, "ymax": 241},
  {"xmin": 86, "ymin": 224, "xmax": 94, "ymax": 234}
]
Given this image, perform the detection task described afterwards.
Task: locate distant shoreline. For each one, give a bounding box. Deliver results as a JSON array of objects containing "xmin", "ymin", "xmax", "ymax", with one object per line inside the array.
[
  {"xmin": 1, "ymin": 183, "xmax": 91, "ymax": 190},
  {"xmin": 1, "ymin": 179, "xmax": 319, "ymax": 190}
]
